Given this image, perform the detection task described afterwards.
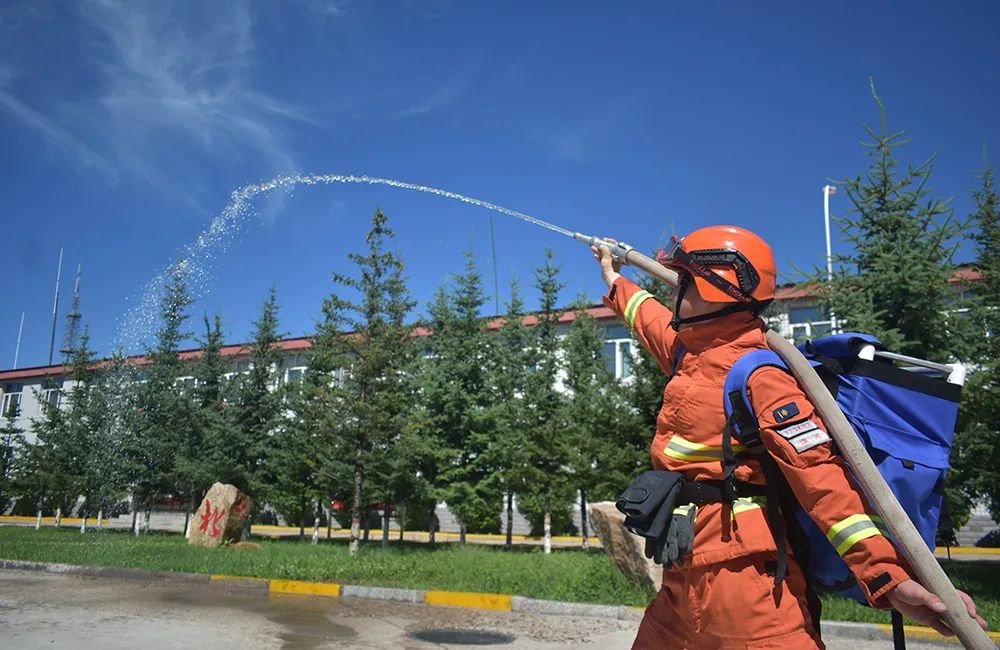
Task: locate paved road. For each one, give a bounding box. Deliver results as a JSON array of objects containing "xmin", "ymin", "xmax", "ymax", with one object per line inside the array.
[{"xmin": 0, "ymin": 570, "xmax": 952, "ymax": 649}]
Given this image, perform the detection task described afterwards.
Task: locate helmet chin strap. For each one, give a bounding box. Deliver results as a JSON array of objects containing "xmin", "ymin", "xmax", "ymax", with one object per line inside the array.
[{"xmin": 670, "ymin": 272, "xmax": 772, "ymax": 331}]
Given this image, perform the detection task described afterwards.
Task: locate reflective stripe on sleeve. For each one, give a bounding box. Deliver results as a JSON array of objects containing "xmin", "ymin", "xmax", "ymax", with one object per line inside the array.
[
  {"xmin": 827, "ymin": 514, "xmax": 887, "ymax": 556},
  {"xmin": 663, "ymin": 435, "xmax": 748, "ymax": 462},
  {"xmin": 623, "ymin": 290, "xmax": 654, "ymax": 329}
]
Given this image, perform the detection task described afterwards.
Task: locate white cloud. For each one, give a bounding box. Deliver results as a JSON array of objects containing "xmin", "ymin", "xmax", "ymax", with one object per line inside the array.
[{"xmin": 0, "ymin": 1, "xmax": 310, "ymax": 204}]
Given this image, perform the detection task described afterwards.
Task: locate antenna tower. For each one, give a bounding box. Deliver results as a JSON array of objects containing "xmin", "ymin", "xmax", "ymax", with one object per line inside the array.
[{"xmin": 60, "ymin": 265, "xmax": 83, "ymax": 361}]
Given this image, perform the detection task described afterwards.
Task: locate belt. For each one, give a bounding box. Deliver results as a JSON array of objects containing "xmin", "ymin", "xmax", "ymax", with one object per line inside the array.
[{"xmin": 677, "ymin": 480, "xmax": 767, "ymax": 505}]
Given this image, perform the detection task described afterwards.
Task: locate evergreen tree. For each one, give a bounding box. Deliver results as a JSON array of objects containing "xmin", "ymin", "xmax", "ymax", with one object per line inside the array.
[
  {"xmin": 175, "ymin": 314, "xmax": 230, "ymax": 528},
  {"xmin": 68, "ymin": 330, "xmax": 121, "ymax": 520},
  {"xmin": 561, "ymin": 295, "xmax": 642, "ymax": 546},
  {"xmin": 321, "ymin": 208, "xmax": 416, "ymax": 555},
  {"xmin": 231, "ymin": 286, "xmax": 286, "ymax": 534},
  {"xmin": 808, "ymin": 80, "xmax": 965, "ymax": 360},
  {"xmin": 420, "ymin": 250, "xmax": 498, "ymax": 542},
  {"xmin": 127, "ymin": 264, "xmax": 196, "ymax": 515},
  {"xmin": 0, "ymin": 402, "xmax": 25, "ymax": 512},
  {"xmin": 519, "ymin": 249, "xmax": 570, "ymax": 553},
  {"xmin": 482, "ymin": 278, "xmax": 533, "ymax": 548},
  {"xmin": 951, "ymin": 151, "xmax": 1000, "ymax": 528}
]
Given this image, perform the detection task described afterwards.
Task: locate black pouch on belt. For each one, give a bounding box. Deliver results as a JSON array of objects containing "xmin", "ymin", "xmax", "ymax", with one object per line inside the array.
[{"xmin": 615, "ymin": 470, "xmax": 685, "ymax": 534}]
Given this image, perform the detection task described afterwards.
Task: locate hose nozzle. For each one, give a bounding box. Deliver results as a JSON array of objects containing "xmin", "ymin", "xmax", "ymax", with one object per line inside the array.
[{"xmin": 573, "ymin": 232, "xmax": 634, "ymax": 263}]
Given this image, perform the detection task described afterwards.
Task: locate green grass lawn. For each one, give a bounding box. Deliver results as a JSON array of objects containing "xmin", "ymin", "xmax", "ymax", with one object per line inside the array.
[{"xmin": 1, "ymin": 526, "xmax": 996, "ymax": 628}]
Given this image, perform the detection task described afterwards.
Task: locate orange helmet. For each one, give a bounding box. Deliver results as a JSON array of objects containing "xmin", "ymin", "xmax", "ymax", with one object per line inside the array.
[{"xmin": 657, "ymin": 225, "xmax": 776, "ymax": 305}]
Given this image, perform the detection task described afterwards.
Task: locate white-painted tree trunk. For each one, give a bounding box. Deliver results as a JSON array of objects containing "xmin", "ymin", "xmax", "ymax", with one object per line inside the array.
[
  {"xmin": 54, "ymin": 507, "xmax": 62, "ymax": 528},
  {"xmin": 133, "ymin": 513, "xmax": 140, "ymax": 536},
  {"xmin": 312, "ymin": 514, "xmax": 320, "ymax": 545},
  {"xmin": 142, "ymin": 508, "xmax": 151, "ymax": 534},
  {"xmin": 543, "ymin": 509, "xmax": 552, "ymax": 555},
  {"xmin": 79, "ymin": 516, "xmax": 87, "ymax": 534},
  {"xmin": 96, "ymin": 510, "xmax": 103, "ymax": 530},
  {"xmin": 34, "ymin": 510, "xmax": 41, "ymax": 530}
]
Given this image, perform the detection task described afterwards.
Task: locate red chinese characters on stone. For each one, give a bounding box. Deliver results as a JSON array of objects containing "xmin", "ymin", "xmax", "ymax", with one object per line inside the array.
[
  {"xmin": 232, "ymin": 498, "xmax": 249, "ymax": 520},
  {"xmin": 198, "ymin": 499, "xmax": 227, "ymax": 538}
]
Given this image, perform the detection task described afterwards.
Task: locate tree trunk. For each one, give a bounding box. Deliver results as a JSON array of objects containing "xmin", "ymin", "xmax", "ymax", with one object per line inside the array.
[
  {"xmin": 398, "ymin": 504, "xmax": 405, "ymax": 542},
  {"xmin": 55, "ymin": 506, "xmax": 62, "ymax": 528},
  {"xmin": 429, "ymin": 510, "xmax": 437, "ymax": 545},
  {"xmin": 241, "ymin": 508, "xmax": 252, "ymax": 541},
  {"xmin": 381, "ymin": 502, "xmax": 391, "ymax": 548},
  {"xmin": 79, "ymin": 513, "xmax": 87, "ymax": 534},
  {"xmin": 184, "ymin": 495, "xmax": 195, "ymax": 539},
  {"xmin": 130, "ymin": 495, "xmax": 138, "ymax": 536},
  {"xmin": 326, "ymin": 504, "xmax": 332, "ymax": 540},
  {"xmin": 459, "ymin": 519, "xmax": 467, "ymax": 545},
  {"xmin": 299, "ymin": 488, "xmax": 306, "ymax": 540},
  {"xmin": 97, "ymin": 509, "xmax": 103, "ymax": 531},
  {"xmin": 580, "ymin": 489, "xmax": 589, "ymax": 550},
  {"xmin": 34, "ymin": 510, "xmax": 41, "ymax": 530},
  {"xmin": 543, "ymin": 495, "xmax": 552, "ymax": 555},
  {"xmin": 312, "ymin": 499, "xmax": 321, "ymax": 545},
  {"xmin": 350, "ymin": 436, "xmax": 364, "ymax": 556},
  {"xmin": 143, "ymin": 505, "xmax": 151, "ymax": 533},
  {"xmin": 363, "ymin": 512, "xmax": 370, "ymax": 542},
  {"xmin": 505, "ymin": 490, "xmax": 513, "ymax": 550}
]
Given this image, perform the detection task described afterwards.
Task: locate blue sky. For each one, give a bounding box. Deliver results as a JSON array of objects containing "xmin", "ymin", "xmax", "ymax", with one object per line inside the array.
[{"xmin": 1, "ymin": 1, "xmax": 998, "ymax": 367}]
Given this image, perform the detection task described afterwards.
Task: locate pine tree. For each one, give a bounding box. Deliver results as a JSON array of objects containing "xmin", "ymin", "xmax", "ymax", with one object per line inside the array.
[
  {"xmin": 175, "ymin": 314, "xmax": 230, "ymax": 530},
  {"xmin": 421, "ymin": 250, "xmax": 498, "ymax": 542},
  {"xmin": 24, "ymin": 329, "xmax": 112, "ymax": 517},
  {"xmin": 560, "ymin": 294, "xmax": 642, "ymax": 547},
  {"xmin": 0, "ymin": 402, "xmax": 25, "ymax": 512},
  {"xmin": 951, "ymin": 151, "xmax": 1000, "ymax": 529},
  {"xmin": 232, "ymin": 286, "xmax": 287, "ymax": 535},
  {"xmin": 482, "ymin": 278, "xmax": 533, "ymax": 548},
  {"xmin": 127, "ymin": 264, "xmax": 196, "ymax": 517},
  {"xmin": 321, "ymin": 207, "xmax": 416, "ymax": 555},
  {"xmin": 519, "ymin": 249, "xmax": 570, "ymax": 554},
  {"xmin": 809, "ymin": 80, "xmax": 965, "ymax": 360},
  {"xmin": 68, "ymin": 329, "xmax": 120, "ymax": 520}
]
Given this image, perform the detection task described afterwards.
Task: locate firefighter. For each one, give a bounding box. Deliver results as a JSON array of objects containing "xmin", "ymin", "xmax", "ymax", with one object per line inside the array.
[{"xmin": 592, "ymin": 226, "xmax": 987, "ymax": 649}]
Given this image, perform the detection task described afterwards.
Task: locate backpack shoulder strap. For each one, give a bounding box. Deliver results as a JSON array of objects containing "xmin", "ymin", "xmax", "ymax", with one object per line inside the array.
[
  {"xmin": 721, "ymin": 348, "xmax": 792, "ymax": 587},
  {"xmin": 723, "ymin": 349, "xmax": 788, "ymax": 447}
]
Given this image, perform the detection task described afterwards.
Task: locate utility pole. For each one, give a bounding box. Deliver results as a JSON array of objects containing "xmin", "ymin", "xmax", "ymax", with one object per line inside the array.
[
  {"xmin": 60, "ymin": 265, "xmax": 83, "ymax": 361},
  {"xmin": 823, "ymin": 185, "xmax": 837, "ymax": 332},
  {"xmin": 48, "ymin": 249, "xmax": 63, "ymax": 367},
  {"xmin": 13, "ymin": 312, "xmax": 25, "ymax": 369}
]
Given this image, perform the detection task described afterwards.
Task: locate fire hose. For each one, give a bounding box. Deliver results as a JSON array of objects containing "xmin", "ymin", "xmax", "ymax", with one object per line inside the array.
[{"xmin": 576, "ymin": 234, "xmax": 994, "ymax": 650}]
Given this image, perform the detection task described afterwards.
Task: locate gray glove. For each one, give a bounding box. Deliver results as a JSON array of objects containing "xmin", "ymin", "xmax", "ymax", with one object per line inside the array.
[{"xmin": 660, "ymin": 504, "xmax": 697, "ymax": 566}]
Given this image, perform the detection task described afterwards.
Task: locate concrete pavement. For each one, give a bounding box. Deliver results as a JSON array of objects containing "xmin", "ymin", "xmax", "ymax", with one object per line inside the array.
[{"xmin": 0, "ymin": 569, "xmax": 965, "ymax": 649}]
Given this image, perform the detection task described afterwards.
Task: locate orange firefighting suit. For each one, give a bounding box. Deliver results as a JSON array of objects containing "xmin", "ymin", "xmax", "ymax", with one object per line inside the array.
[{"xmin": 605, "ymin": 277, "xmax": 911, "ymax": 649}]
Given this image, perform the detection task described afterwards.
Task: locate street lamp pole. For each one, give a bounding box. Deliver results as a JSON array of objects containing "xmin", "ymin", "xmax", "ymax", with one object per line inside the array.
[{"xmin": 823, "ymin": 185, "xmax": 837, "ymax": 332}]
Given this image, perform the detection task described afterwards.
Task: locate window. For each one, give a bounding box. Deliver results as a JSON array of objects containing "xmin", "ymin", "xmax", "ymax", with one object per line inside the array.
[
  {"xmin": 789, "ymin": 304, "xmax": 827, "ymax": 324},
  {"xmin": 42, "ymin": 381, "xmax": 63, "ymax": 409},
  {"xmin": 602, "ymin": 338, "xmax": 635, "ymax": 380},
  {"xmin": 175, "ymin": 376, "xmax": 197, "ymax": 392},
  {"xmin": 1, "ymin": 384, "xmax": 23, "ymax": 418}
]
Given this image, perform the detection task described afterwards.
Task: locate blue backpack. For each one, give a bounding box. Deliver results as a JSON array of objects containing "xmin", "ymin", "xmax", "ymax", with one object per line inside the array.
[{"xmin": 722, "ymin": 332, "xmax": 963, "ymax": 604}]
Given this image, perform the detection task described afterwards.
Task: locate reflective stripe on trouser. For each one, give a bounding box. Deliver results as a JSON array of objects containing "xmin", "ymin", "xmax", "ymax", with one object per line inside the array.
[
  {"xmin": 624, "ymin": 290, "xmax": 654, "ymax": 329},
  {"xmin": 663, "ymin": 435, "xmax": 747, "ymax": 463},
  {"xmin": 826, "ymin": 514, "xmax": 889, "ymax": 556},
  {"xmin": 631, "ymin": 554, "xmax": 825, "ymax": 650}
]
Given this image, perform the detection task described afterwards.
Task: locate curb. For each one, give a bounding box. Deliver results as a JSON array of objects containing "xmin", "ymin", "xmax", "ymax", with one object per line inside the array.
[{"xmin": 2, "ymin": 559, "xmax": 995, "ymax": 644}]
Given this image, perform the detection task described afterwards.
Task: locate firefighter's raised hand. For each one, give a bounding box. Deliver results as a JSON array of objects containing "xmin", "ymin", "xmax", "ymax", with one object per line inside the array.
[
  {"xmin": 592, "ymin": 238, "xmax": 622, "ymax": 288},
  {"xmin": 886, "ymin": 579, "xmax": 988, "ymax": 637}
]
